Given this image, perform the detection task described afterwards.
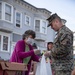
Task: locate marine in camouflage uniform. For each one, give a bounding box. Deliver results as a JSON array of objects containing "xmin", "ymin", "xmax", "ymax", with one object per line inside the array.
[
  {"xmin": 46, "ymin": 13, "xmax": 74, "ymax": 75},
  {"xmin": 51, "ymin": 25, "xmax": 74, "ymax": 75}
]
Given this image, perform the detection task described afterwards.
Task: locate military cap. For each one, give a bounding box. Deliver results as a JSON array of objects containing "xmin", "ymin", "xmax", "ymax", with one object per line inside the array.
[{"xmin": 47, "ymin": 13, "xmax": 61, "ymax": 27}]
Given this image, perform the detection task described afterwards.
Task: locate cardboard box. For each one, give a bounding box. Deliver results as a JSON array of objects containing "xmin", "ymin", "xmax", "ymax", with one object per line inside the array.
[{"xmin": 0, "ymin": 61, "xmax": 28, "ymax": 75}]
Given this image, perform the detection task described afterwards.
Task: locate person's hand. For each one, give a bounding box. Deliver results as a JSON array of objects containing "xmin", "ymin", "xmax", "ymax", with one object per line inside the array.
[
  {"xmin": 44, "ymin": 51, "xmax": 51, "ymax": 57},
  {"xmin": 39, "ymin": 58, "xmax": 41, "ymax": 62},
  {"xmin": 34, "ymin": 50, "xmax": 40, "ymax": 55}
]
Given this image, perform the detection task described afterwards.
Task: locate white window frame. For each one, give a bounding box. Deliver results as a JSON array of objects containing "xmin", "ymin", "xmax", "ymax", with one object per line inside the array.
[
  {"xmin": 3, "ymin": 2, "xmax": 13, "ymax": 23},
  {"xmin": 34, "ymin": 19, "xmax": 41, "ymax": 32},
  {"xmin": 15, "ymin": 10, "xmax": 22, "ymax": 28},
  {"xmin": 0, "ymin": 32, "xmax": 10, "ymax": 53},
  {"xmin": 34, "ymin": 18, "xmax": 47, "ymax": 34},
  {"xmin": 40, "ymin": 20, "xmax": 47, "ymax": 34},
  {"xmin": 25, "ymin": 15, "xmax": 31, "ymax": 26}
]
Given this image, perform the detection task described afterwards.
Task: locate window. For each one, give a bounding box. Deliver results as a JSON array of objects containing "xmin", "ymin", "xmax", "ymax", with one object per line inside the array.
[
  {"xmin": 5, "ymin": 4, "xmax": 11, "ymax": 21},
  {"xmin": 25, "ymin": 15, "xmax": 30, "ymax": 26},
  {"xmin": 5, "ymin": 3, "xmax": 13, "ymax": 23},
  {"xmin": 0, "ymin": 2, "xmax": 13, "ymax": 22},
  {"xmin": 0, "ymin": 33, "xmax": 10, "ymax": 52},
  {"xmin": 34, "ymin": 19, "xmax": 47, "ymax": 34},
  {"xmin": 35, "ymin": 20, "xmax": 40, "ymax": 32},
  {"xmin": 0, "ymin": 3, "xmax": 2, "ymax": 19},
  {"xmin": 3, "ymin": 36, "xmax": 8, "ymax": 51},
  {"xmin": 42, "ymin": 21, "xmax": 47, "ymax": 34},
  {"xmin": 15, "ymin": 11, "xmax": 22, "ymax": 28}
]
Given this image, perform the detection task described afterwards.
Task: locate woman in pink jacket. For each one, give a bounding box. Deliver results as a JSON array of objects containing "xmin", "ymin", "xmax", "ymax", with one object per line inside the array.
[{"xmin": 10, "ymin": 30, "xmax": 40, "ymax": 75}]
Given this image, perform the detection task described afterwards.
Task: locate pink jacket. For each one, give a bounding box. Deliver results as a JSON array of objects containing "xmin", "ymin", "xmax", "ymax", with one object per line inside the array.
[{"xmin": 10, "ymin": 40, "xmax": 39, "ymax": 75}]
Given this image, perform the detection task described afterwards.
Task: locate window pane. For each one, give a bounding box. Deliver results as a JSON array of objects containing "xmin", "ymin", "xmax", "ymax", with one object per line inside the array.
[
  {"xmin": 26, "ymin": 16, "xmax": 29, "ymax": 21},
  {"xmin": 5, "ymin": 14, "xmax": 11, "ymax": 21},
  {"xmin": 16, "ymin": 20, "xmax": 20, "ymax": 24},
  {"xmin": 43, "ymin": 21, "xmax": 46, "ymax": 27},
  {"xmin": 3, "ymin": 36, "xmax": 8, "ymax": 51},
  {"xmin": 16, "ymin": 12, "xmax": 20, "ymax": 21},
  {"xmin": 0, "ymin": 35, "xmax": 1, "ymax": 50},
  {"xmin": 3, "ymin": 44, "xmax": 8, "ymax": 51},
  {"xmin": 35, "ymin": 20, "xmax": 40, "ymax": 32},
  {"xmin": 42, "ymin": 27, "xmax": 46, "ymax": 33},
  {"xmin": 0, "ymin": 3, "xmax": 2, "ymax": 19},
  {"xmin": 26, "ymin": 16, "xmax": 30, "ymax": 25},
  {"xmin": 5, "ymin": 4, "xmax": 11, "ymax": 21},
  {"xmin": 5, "ymin": 4, "xmax": 11, "ymax": 14},
  {"xmin": 42, "ymin": 21, "xmax": 46, "ymax": 33},
  {"xmin": 16, "ymin": 12, "xmax": 21, "ymax": 27}
]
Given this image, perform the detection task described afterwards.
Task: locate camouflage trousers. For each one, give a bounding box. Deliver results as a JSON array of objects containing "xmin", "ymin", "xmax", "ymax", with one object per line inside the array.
[{"xmin": 55, "ymin": 70, "xmax": 71, "ymax": 75}]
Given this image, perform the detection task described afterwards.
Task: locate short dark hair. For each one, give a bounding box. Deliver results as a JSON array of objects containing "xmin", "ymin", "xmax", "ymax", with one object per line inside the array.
[
  {"xmin": 22, "ymin": 34, "xmax": 29, "ymax": 40},
  {"xmin": 47, "ymin": 42, "xmax": 53, "ymax": 50},
  {"xmin": 22, "ymin": 30, "xmax": 36, "ymax": 40},
  {"xmin": 32, "ymin": 43, "xmax": 37, "ymax": 49}
]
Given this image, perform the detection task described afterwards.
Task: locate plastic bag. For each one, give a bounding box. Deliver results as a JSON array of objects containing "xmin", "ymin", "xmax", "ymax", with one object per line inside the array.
[
  {"xmin": 35, "ymin": 55, "xmax": 52, "ymax": 75},
  {"xmin": 46, "ymin": 58, "xmax": 52, "ymax": 75}
]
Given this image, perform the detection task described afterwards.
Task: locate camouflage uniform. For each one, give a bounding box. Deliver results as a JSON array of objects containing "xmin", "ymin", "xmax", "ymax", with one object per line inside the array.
[{"xmin": 51, "ymin": 25, "xmax": 74, "ymax": 75}]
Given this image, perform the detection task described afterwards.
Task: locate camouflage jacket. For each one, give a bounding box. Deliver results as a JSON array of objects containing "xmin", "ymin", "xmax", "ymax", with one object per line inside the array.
[{"xmin": 51, "ymin": 25, "xmax": 74, "ymax": 71}]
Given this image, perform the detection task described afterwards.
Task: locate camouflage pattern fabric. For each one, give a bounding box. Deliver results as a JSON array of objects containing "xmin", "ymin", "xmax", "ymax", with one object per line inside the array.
[{"xmin": 51, "ymin": 25, "xmax": 74, "ymax": 73}]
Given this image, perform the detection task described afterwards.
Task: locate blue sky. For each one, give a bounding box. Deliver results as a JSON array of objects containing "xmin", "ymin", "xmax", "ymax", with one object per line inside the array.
[{"xmin": 24, "ymin": 0, "xmax": 75, "ymax": 32}]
